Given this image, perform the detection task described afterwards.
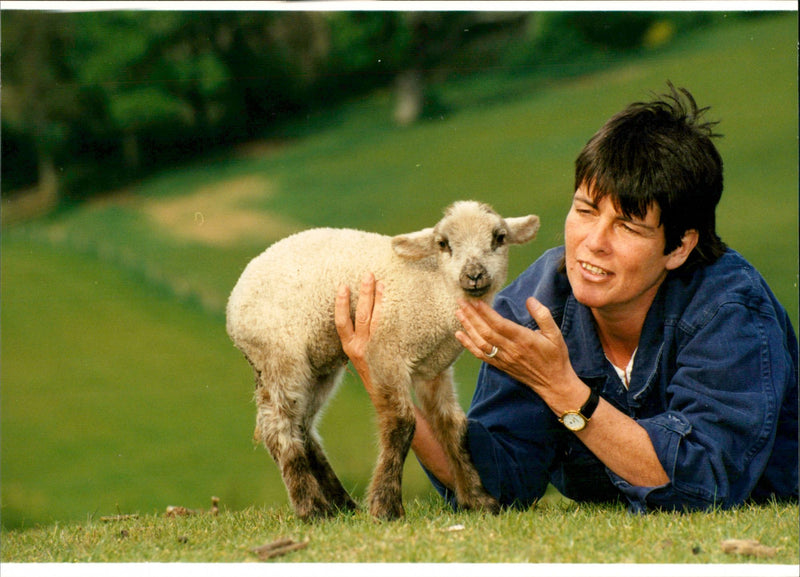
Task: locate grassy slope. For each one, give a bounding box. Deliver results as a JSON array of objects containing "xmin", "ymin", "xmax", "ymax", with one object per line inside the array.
[
  {"xmin": 0, "ymin": 239, "xmax": 280, "ymax": 524},
  {"xmin": 1, "ymin": 12, "xmax": 797, "ymax": 555},
  {"xmin": 2, "ymin": 497, "xmax": 798, "ymax": 564}
]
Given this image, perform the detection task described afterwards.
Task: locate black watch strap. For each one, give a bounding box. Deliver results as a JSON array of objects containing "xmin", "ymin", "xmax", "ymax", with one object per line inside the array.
[{"xmin": 580, "ymin": 389, "xmax": 600, "ymax": 420}]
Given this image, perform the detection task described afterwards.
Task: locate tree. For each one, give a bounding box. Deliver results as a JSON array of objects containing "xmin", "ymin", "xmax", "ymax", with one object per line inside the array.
[
  {"xmin": 1, "ymin": 12, "xmax": 79, "ymax": 202},
  {"xmin": 71, "ymin": 12, "xmax": 226, "ymax": 170}
]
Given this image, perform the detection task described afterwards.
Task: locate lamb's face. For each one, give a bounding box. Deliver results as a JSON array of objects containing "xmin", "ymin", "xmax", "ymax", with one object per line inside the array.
[
  {"xmin": 392, "ymin": 201, "xmax": 540, "ymax": 300},
  {"xmin": 435, "ymin": 202, "xmax": 517, "ymax": 299}
]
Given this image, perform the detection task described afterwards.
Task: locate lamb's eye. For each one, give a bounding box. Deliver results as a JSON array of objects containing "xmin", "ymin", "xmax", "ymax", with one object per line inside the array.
[
  {"xmin": 438, "ymin": 238, "xmax": 451, "ymax": 252},
  {"xmin": 492, "ymin": 231, "xmax": 507, "ymax": 249}
]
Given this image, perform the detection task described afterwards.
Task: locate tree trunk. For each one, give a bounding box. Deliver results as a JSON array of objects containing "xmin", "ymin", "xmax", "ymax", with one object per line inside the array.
[{"xmin": 394, "ymin": 69, "xmax": 424, "ymax": 126}]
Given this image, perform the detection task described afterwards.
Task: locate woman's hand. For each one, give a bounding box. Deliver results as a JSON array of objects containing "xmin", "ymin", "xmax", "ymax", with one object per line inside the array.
[
  {"xmin": 455, "ymin": 297, "xmax": 586, "ymax": 415},
  {"xmin": 334, "ymin": 272, "xmax": 384, "ymax": 398}
]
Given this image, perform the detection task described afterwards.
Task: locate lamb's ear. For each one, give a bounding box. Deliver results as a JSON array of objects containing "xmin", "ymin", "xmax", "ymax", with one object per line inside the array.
[
  {"xmin": 505, "ymin": 215, "xmax": 540, "ymax": 245},
  {"xmin": 391, "ymin": 227, "xmax": 436, "ymax": 260}
]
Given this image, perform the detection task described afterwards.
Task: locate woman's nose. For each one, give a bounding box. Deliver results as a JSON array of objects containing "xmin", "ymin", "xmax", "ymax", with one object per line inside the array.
[{"xmin": 584, "ymin": 221, "xmax": 612, "ymax": 253}]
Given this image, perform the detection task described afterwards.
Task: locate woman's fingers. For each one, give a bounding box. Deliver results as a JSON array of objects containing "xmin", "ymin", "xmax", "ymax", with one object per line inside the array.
[
  {"xmin": 354, "ymin": 272, "xmax": 376, "ymax": 332},
  {"xmin": 526, "ymin": 297, "xmax": 559, "ymax": 341},
  {"xmin": 456, "ymin": 300, "xmax": 512, "ymax": 361},
  {"xmin": 335, "ymin": 273, "xmax": 384, "ymax": 361},
  {"xmin": 334, "ymin": 284, "xmax": 354, "ymax": 341}
]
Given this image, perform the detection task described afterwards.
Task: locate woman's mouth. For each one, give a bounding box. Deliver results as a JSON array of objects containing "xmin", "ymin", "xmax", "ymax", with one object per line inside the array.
[{"xmin": 579, "ymin": 261, "xmax": 611, "ymax": 276}]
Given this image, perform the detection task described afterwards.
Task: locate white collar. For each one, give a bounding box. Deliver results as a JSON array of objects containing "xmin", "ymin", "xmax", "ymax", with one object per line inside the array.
[{"xmin": 608, "ymin": 348, "xmax": 637, "ymax": 389}]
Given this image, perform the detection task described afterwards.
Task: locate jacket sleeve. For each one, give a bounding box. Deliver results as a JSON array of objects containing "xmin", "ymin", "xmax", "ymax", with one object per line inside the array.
[
  {"xmin": 469, "ymin": 362, "xmax": 565, "ymax": 508},
  {"xmin": 608, "ymin": 297, "xmax": 796, "ymax": 511}
]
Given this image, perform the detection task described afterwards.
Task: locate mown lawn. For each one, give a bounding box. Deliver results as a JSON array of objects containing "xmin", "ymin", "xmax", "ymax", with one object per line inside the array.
[{"xmin": 1, "ymin": 12, "xmax": 797, "ymax": 564}]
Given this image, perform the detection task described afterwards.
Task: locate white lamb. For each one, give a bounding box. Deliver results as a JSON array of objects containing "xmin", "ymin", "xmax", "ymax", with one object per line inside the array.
[{"xmin": 226, "ymin": 201, "xmax": 540, "ymax": 520}]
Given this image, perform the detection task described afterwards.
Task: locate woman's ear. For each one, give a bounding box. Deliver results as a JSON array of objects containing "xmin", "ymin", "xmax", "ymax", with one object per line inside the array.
[{"xmin": 665, "ymin": 229, "xmax": 699, "ymax": 271}]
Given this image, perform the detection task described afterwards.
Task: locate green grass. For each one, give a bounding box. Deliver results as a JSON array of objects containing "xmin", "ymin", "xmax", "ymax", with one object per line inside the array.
[
  {"xmin": 0, "ymin": 238, "xmax": 280, "ymax": 523},
  {"xmin": 1, "ymin": 12, "xmax": 797, "ymax": 561},
  {"xmin": 2, "ymin": 496, "xmax": 798, "ymax": 564}
]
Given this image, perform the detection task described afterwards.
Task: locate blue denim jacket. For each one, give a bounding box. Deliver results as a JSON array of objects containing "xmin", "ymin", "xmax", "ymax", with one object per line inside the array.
[{"xmin": 429, "ymin": 247, "xmax": 798, "ymax": 512}]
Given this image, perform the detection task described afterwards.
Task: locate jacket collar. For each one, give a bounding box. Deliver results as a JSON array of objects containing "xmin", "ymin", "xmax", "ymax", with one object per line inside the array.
[
  {"xmin": 560, "ymin": 287, "xmax": 667, "ymax": 409},
  {"xmin": 560, "ymin": 294, "xmax": 607, "ymax": 381},
  {"xmin": 629, "ymin": 288, "xmax": 666, "ymax": 407}
]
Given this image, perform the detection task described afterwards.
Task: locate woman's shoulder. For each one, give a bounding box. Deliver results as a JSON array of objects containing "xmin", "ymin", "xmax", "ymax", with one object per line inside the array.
[{"xmin": 666, "ymin": 249, "xmax": 790, "ymax": 329}]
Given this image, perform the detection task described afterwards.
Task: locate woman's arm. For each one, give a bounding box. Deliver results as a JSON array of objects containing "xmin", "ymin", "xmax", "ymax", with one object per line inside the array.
[{"xmin": 455, "ymin": 297, "xmax": 669, "ymax": 487}]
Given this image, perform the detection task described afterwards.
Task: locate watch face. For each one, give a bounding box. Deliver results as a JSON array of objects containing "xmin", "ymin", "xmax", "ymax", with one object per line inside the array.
[{"xmin": 562, "ymin": 412, "xmax": 587, "ymax": 432}]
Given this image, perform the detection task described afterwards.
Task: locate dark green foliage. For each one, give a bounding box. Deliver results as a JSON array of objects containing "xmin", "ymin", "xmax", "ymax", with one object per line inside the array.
[{"xmin": 2, "ymin": 10, "xmax": 731, "ymax": 201}]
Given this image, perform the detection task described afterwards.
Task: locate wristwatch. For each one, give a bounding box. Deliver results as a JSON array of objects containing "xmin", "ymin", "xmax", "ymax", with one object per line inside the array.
[{"xmin": 559, "ymin": 389, "xmax": 600, "ymax": 432}]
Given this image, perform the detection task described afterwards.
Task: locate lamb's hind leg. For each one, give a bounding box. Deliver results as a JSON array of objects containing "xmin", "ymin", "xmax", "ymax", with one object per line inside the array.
[
  {"xmin": 415, "ymin": 368, "xmax": 500, "ymax": 513},
  {"xmin": 252, "ymin": 365, "xmax": 335, "ymax": 521},
  {"xmin": 303, "ymin": 367, "xmax": 357, "ymax": 513},
  {"xmin": 367, "ymin": 373, "xmax": 416, "ymax": 520}
]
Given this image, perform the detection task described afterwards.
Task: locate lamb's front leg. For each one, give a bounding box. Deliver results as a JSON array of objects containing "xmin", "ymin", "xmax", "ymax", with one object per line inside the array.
[
  {"xmin": 367, "ymin": 377, "xmax": 416, "ymax": 521},
  {"xmin": 415, "ymin": 368, "xmax": 500, "ymax": 513}
]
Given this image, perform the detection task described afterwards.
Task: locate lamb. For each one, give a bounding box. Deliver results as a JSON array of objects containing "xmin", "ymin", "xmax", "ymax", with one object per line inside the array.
[{"xmin": 226, "ymin": 200, "xmax": 540, "ymax": 520}]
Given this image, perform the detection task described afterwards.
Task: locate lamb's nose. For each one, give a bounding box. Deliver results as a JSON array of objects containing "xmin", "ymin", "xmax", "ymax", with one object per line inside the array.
[{"xmin": 460, "ymin": 264, "xmax": 489, "ymax": 290}]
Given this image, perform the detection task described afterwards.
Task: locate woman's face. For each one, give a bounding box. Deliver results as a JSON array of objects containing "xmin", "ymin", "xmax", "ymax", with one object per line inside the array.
[{"xmin": 564, "ymin": 184, "xmax": 694, "ymax": 319}]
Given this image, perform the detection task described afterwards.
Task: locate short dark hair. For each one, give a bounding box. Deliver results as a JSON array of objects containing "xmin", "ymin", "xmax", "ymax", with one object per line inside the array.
[{"xmin": 574, "ymin": 82, "xmax": 727, "ymax": 271}]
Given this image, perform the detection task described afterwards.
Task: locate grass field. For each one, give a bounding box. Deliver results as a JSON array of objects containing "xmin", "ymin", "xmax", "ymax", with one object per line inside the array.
[
  {"xmin": 1, "ymin": 11, "xmax": 797, "ymax": 564},
  {"xmin": 2, "ymin": 496, "xmax": 798, "ymax": 564}
]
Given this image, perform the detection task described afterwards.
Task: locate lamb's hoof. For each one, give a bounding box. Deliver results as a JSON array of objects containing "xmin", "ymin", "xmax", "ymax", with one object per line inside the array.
[
  {"xmin": 294, "ymin": 498, "xmax": 338, "ymax": 522},
  {"xmin": 332, "ymin": 493, "xmax": 359, "ymax": 513},
  {"xmin": 480, "ymin": 495, "xmax": 501, "ymax": 515},
  {"xmin": 328, "ymin": 499, "xmax": 358, "ymax": 518},
  {"xmin": 460, "ymin": 491, "xmax": 501, "ymax": 515},
  {"xmin": 369, "ymin": 498, "xmax": 405, "ymax": 521}
]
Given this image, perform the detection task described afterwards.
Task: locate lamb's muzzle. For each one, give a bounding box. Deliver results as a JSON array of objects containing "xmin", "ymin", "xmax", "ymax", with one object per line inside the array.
[{"xmin": 459, "ymin": 262, "xmax": 490, "ymax": 295}]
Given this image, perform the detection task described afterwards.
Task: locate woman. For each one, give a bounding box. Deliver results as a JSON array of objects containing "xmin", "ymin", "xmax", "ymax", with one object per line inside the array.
[{"xmin": 336, "ymin": 84, "xmax": 798, "ymax": 512}]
